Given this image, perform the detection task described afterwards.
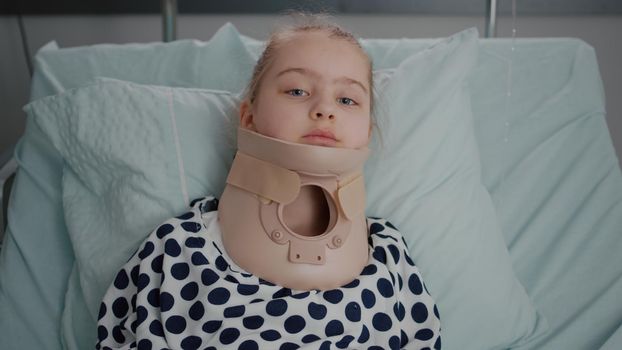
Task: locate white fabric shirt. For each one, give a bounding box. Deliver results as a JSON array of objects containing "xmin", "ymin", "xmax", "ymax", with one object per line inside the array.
[{"xmin": 96, "ymin": 196, "xmax": 441, "ymax": 350}]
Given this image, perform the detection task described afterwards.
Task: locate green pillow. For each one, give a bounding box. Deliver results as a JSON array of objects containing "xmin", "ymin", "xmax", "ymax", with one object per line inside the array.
[{"xmin": 27, "ymin": 27, "xmax": 546, "ymax": 349}]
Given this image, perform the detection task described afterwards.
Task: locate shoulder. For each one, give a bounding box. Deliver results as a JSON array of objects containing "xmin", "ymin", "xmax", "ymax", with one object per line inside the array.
[
  {"xmin": 140, "ymin": 195, "xmax": 219, "ymax": 248},
  {"xmin": 366, "ymin": 217, "xmax": 405, "ymax": 243}
]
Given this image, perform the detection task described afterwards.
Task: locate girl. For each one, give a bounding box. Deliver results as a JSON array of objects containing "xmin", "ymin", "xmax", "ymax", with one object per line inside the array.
[{"xmin": 96, "ymin": 15, "xmax": 441, "ymax": 350}]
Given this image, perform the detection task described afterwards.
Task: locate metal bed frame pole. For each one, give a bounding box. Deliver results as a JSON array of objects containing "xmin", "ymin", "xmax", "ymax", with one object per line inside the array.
[
  {"xmin": 162, "ymin": 0, "xmax": 177, "ymax": 42},
  {"xmin": 485, "ymin": 0, "xmax": 497, "ymax": 38}
]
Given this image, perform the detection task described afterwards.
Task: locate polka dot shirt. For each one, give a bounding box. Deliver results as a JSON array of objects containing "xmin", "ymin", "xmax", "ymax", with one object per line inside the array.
[{"xmin": 96, "ymin": 197, "xmax": 441, "ymax": 349}]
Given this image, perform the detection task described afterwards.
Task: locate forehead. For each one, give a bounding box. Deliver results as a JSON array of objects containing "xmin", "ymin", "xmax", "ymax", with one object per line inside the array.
[{"xmin": 268, "ymin": 32, "xmax": 370, "ymax": 85}]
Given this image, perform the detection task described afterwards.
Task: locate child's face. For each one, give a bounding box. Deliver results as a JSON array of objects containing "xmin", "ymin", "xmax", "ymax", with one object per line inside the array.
[{"xmin": 241, "ymin": 32, "xmax": 372, "ymax": 149}]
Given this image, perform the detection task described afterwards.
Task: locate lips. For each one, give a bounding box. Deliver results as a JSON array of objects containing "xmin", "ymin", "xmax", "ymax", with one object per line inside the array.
[{"xmin": 303, "ymin": 129, "xmax": 338, "ymax": 146}]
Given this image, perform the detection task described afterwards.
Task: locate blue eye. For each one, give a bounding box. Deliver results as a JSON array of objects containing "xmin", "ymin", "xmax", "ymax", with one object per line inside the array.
[
  {"xmin": 286, "ymin": 89, "xmax": 308, "ymax": 97},
  {"xmin": 338, "ymin": 97, "xmax": 357, "ymax": 106}
]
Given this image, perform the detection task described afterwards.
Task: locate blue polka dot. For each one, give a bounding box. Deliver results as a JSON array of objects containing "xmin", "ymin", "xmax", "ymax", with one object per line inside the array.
[
  {"xmin": 97, "ymin": 325, "xmax": 108, "ymax": 341},
  {"xmin": 237, "ymin": 283, "xmax": 259, "ymax": 296},
  {"xmin": 176, "ymin": 211, "xmax": 195, "ymax": 220},
  {"xmin": 342, "ymin": 279, "xmax": 360, "ymax": 288},
  {"xmin": 189, "ymin": 301, "xmax": 205, "ymax": 321},
  {"xmin": 156, "ymin": 224, "xmax": 174, "ymax": 238},
  {"xmin": 273, "ymin": 288, "xmax": 292, "ymax": 299},
  {"xmin": 136, "ymin": 273, "xmax": 150, "ymax": 292},
  {"xmin": 372, "ymin": 246, "xmax": 387, "ymax": 264},
  {"xmin": 201, "ymin": 268, "xmax": 219, "ymax": 286},
  {"xmin": 368, "ymin": 346, "xmax": 383, "ymax": 350},
  {"xmin": 136, "ymin": 306, "xmax": 148, "ymax": 326},
  {"xmin": 112, "ymin": 297, "xmax": 129, "ymax": 318},
  {"xmin": 150, "ymin": 254, "xmax": 163, "ymax": 274},
  {"xmin": 434, "ymin": 304, "xmax": 440, "ymax": 319},
  {"xmin": 361, "ymin": 264, "xmax": 377, "ymax": 275},
  {"xmin": 345, "ymin": 301, "xmax": 361, "ymax": 322},
  {"xmin": 171, "ymin": 262, "xmax": 190, "ymax": 280},
  {"xmin": 284, "ymin": 315, "xmax": 306, "ymax": 334},
  {"xmin": 385, "ymin": 221, "xmax": 397, "ymax": 230},
  {"xmin": 219, "ymin": 328, "xmax": 240, "ymax": 345},
  {"xmin": 164, "ymin": 239, "xmax": 181, "ymax": 257},
  {"xmin": 335, "ymin": 335, "xmax": 354, "ymax": 349},
  {"xmin": 113, "ymin": 330, "xmax": 127, "ymax": 350},
  {"xmin": 131, "ymin": 294, "xmax": 136, "ymax": 312},
  {"xmin": 434, "ymin": 335, "xmax": 442, "ymax": 349},
  {"xmin": 160, "ymin": 292, "xmax": 174, "ymax": 312},
  {"xmin": 394, "ymin": 302, "xmax": 406, "ymax": 321},
  {"xmin": 259, "ymin": 278, "xmax": 276, "ymax": 286},
  {"xmin": 215, "ymin": 256, "xmax": 229, "ymax": 271},
  {"xmin": 369, "ymin": 222, "xmax": 385, "ymax": 234},
  {"xmin": 415, "ymin": 328, "xmax": 434, "ymax": 341},
  {"xmin": 279, "ymin": 342, "xmax": 300, "ymax": 350},
  {"xmin": 412, "ymin": 302, "xmax": 429, "ymax": 323},
  {"xmin": 137, "ymin": 339, "xmax": 152, "ymax": 350},
  {"xmin": 208, "ymin": 287, "xmax": 230, "ymax": 305},
  {"xmin": 325, "ymin": 320, "xmax": 344, "ymax": 337},
  {"xmin": 191, "ymin": 251, "xmax": 209, "ymax": 265},
  {"xmin": 307, "ymin": 302, "xmax": 327, "ymax": 320},
  {"xmin": 389, "ymin": 335, "xmax": 401, "ymax": 349},
  {"xmin": 400, "ymin": 329, "xmax": 408, "ymax": 348},
  {"xmin": 323, "ymin": 289, "xmax": 343, "ymax": 304},
  {"xmin": 239, "ymin": 339, "xmax": 259, "ymax": 350},
  {"xmin": 292, "ymin": 291, "xmax": 310, "ymax": 299},
  {"xmin": 398, "ymin": 274, "xmax": 404, "ymax": 291},
  {"xmin": 377, "ymin": 278, "xmax": 394, "ymax": 298},
  {"xmin": 224, "ymin": 275, "xmax": 239, "ymax": 284},
  {"xmin": 98, "ymin": 303, "xmax": 107, "ymax": 320},
  {"xmin": 409, "ymin": 273, "xmax": 423, "ymax": 295},
  {"xmin": 185, "ymin": 237, "xmax": 205, "ymax": 248},
  {"xmin": 302, "ymin": 334, "xmax": 320, "ymax": 343},
  {"xmin": 181, "ymin": 335, "xmax": 202, "ymax": 350},
  {"xmin": 165, "ymin": 315, "xmax": 186, "ymax": 334},
  {"xmin": 357, "ymin": 325, "xmax": 370, "ymax": 343},
  {"xmin": 387, "ymin": 244, "xmax": 400, "ymax": 264},
  {"xmin": 266, "ymin": 299, "xmax": 288, "ymax": 316},
  {"xmin": 319, "ymin": 340, "xmax": 332, "ymax": 350},
  {"xmin": 405, "ymin": 252, "xmax": 415, "ymax": 266},
  {"xmin": 113, "ymin": 270, "xmax": 129, "ymax": 290},
  {"xmin": 138, "ymin": 242, "xmax": 155, "ymax": 259},
  {"xmin": 224, "ymin": 305, "xmax": 245, "ymax": 318},
  {"xmin": 130, "ymin": 265, "xmax": 139, "ymax": 286},
  {"xmin": 202, "ymin": 320, "xmax": 222, "ymax": 333},
  {"xmin": 181, "ymin": 282, "xmax": 199, "ymax": 301},
  {"xmin": 147, "ymin": 288, "xmax": 160, "ymax": 308},
  {"xmin": 361, "ymin": 288, "xmax": 376, "ymax": 309},
  {"xmin": 149, "ymin": 320, "xmax": 164, "ymax": 337},
  {"xmin": 372, "ymin": 312, "xmax": 392, "ymax": 332},
  {"xmin": 181, "ymin": 221, "xmax": 201, "ymax": 233},
  {"xmin": 260, "ymin": 329, "xmax": 281, "ymax": 341},
  {"xmin": 242, "ymin": 315, "xmax": 264, "ymax": 330}
]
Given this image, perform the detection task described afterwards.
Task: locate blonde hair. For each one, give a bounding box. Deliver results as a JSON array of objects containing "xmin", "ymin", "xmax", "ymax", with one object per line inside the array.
[{"xmin": 243, "ymin": 12, "xmax": 375, "ymax": 116}]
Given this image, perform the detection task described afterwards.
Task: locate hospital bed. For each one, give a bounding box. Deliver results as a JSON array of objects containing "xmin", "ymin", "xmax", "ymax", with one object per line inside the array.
[{"xmin": 1, "ymin": 8, "xmax": 621, "ymax": 350}]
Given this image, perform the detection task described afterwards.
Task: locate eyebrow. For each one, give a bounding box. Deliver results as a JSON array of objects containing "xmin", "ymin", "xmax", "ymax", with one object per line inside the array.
[{"xmin": 276, "ymin": 67, "xmax": 369, "ymax": 95}]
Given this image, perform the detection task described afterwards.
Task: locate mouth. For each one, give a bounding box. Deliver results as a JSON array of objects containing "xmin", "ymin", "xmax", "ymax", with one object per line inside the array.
[{"xmin": 302, "ymin": 129, "xmax": 338, "ymax": 146}]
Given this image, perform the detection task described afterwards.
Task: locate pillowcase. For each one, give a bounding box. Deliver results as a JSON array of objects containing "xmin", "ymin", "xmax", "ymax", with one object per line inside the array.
[
  {"xmin": 27, "ymin": 27, "xmax": 546, "ymax": 349},
  {"xmin": 1, "ymin": 22, "xmax": 257, "ymax": 350}
]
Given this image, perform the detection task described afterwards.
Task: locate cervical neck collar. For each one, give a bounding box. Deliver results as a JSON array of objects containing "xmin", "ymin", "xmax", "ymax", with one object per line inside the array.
[{"xmin": 217, "ymin": 127, "xmax": 370, "ymax": 290}]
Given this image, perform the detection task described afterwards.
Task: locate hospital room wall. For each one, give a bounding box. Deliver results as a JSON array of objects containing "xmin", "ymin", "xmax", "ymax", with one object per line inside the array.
[{"xmin": 0, "ymin": 14, "xmax": 621, "ymax": 168}]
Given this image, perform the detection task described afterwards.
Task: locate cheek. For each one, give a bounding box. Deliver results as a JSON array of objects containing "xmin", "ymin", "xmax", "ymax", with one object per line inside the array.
[
  {"xmin": 252, "ymin": 104, "xmax": 302, "ymax": 141},
  {"xmin": 345, "ymin": 117, "xmax": 372, "ymax": 148}
]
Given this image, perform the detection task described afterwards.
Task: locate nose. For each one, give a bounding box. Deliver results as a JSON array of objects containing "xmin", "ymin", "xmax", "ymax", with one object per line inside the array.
[
  {"xmin": 313, "ymin": 111, "xmax": 335, "ymax": 120},
  {"xmin": 310, "ymin": 98, "xmax": 336, "ymax": 120}
]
